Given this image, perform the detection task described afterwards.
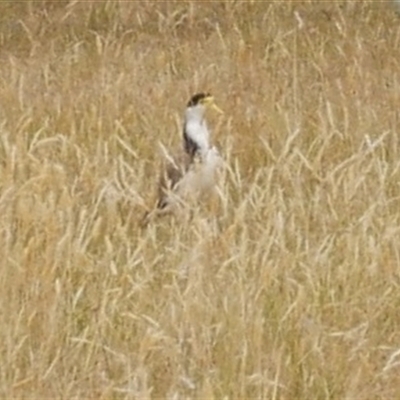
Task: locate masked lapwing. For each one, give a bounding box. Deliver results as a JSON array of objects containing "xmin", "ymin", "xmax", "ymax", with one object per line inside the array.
[{"xmin": 142, "ymin": 92, "xmax": 223, "ymax": 226}]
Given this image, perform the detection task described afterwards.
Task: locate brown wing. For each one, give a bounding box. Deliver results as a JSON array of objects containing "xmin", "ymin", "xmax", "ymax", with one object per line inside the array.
[{"xmin": 157, "ymin": 150, "xmax": 192, "ymax": 209}]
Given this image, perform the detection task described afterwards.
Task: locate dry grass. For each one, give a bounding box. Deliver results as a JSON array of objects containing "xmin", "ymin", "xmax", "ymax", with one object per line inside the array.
[{"xmin": 1, "ymin": 1, "xmax": 400, "ymax": 398}]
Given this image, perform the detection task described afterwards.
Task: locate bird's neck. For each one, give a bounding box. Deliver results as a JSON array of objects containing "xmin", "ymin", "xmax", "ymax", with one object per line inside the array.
[{"xmin": 183, "ymin": 119, "xmax": 210, "ymax": 158}]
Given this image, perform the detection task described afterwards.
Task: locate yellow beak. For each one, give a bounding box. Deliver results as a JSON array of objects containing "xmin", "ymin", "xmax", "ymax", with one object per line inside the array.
[{"xmin": 204, "ymin": 96, "xmax": 224, "ymax": 114}]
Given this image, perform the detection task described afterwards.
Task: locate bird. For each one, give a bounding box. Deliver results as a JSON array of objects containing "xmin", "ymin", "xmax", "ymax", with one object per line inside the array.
[{"xmin": 142, "ymin": 92, "xmax": 223, "ymax": 225}]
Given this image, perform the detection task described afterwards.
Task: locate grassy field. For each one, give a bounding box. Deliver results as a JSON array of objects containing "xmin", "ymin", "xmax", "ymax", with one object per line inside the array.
[{"xmin": 1, "ymin": 1, "xmax": 400, "ymax": 398}]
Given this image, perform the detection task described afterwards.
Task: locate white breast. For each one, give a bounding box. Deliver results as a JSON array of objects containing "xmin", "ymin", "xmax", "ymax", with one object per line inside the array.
[{"xmin": 185, "ymin": 120, "xmax": 210, "ymax": 156}]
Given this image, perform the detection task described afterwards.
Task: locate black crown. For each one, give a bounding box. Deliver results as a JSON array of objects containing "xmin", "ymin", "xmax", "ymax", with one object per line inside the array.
[{"xmin": 187, "ymin": 92, "xmax": 211, "ymax": 107}]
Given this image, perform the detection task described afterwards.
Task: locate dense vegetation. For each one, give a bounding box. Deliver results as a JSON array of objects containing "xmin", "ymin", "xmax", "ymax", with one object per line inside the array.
[{"xmin": 0, "ymin": 1, "xmax": 400, "ymax": 398}]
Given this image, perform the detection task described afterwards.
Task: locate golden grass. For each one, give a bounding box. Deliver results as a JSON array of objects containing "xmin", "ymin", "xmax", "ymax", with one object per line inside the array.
[{"xmin": 1, "ymin": 1, "xmax": 400, "ymax": 398}]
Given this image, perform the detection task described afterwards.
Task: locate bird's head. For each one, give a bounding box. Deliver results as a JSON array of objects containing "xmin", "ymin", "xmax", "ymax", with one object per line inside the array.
[{"xmin": 185, "ymin": 93, "xmax": 223, "ymax": 122}]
